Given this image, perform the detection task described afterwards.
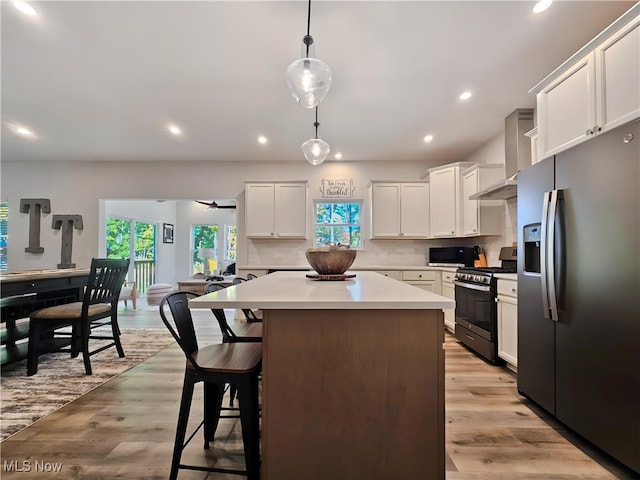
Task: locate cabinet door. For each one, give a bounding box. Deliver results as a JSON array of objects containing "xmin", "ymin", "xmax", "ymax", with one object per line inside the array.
[
  {"xmin": 596, "ymin": 17, "xmax": 640, "ymax": 133},
  {"xmin": 275, "ymin": 183, "xmax": 307, "ymax": 238},
  {"xmin": 246, "ymin": 183, "xmax": 275, "ymax": 237},
  {"xmin": 371, "ymin": 183, "xmax": 401, "ymax": 237},
  {"xmin": 462, "ymin": 169, "xmax": 479, "ymax": 235},
  {"xmin": 400, "ymin": 183, "xmax": 429, "ymax": 237},
  {"xmin": 537, "ymin": 54, "xmax": 596, "ymax": 158},
  {"xmin": 497, "ymin": 295, "xmax": 518, "ymax": 367},
  {"xmin": 429, "ymin": 167, "xmax": 457, "ymax": 237},
  {"xmin": 442, "ymin": 280, "xmax": 455, "ymax": 332}
]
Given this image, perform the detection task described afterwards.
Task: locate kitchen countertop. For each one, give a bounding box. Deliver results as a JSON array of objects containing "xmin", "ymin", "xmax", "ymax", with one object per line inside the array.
[
  {"xmin": 189, "ymin": 270, "xmax": 455, "ymax": 310},
  {"xmin": 495, "ymin": 273, "xmax": 518, "ymax": 280},
  {"xmin": 239, "ymin": 264, "xmax": 460, "ymax": 273}
]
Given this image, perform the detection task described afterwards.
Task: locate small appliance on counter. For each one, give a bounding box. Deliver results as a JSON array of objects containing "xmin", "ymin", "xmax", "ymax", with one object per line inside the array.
[
  {"xmin": 428, "ymin": 247, "xmax": 475, "ymax": 267},
  {"xmin": 473, "ymin": 245, "xmax": 487, "ymax": 267}
]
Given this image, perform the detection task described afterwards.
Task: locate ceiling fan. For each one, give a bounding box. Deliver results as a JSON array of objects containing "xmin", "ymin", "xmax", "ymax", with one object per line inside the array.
[{"xmin": 195, "ymin": 200, "xmax": 236, "ymax": 210}]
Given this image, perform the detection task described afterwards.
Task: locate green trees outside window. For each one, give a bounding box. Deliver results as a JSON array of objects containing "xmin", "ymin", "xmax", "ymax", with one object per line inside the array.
[
  {"xmin": 314, "ymin": 201, "xmax": 362, "ymax": 248},
  {"xmin": 106, "ymin": 218, "xmax": 155, "ymax": 260},
  {"xmin": 192, "ymin": 225, "xmax": 218, "ymax": 274}
]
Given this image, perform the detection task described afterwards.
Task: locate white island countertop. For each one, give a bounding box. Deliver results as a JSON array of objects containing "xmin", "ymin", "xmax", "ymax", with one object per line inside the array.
[{"xmin": 189, "ymin": 270, "xmax": 454, "ymax": 310}]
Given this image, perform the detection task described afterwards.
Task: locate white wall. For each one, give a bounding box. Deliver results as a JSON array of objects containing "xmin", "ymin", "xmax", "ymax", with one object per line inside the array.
[{"xmin": 2, "ymin": 153, "xmax": 515, "ymax": 277}]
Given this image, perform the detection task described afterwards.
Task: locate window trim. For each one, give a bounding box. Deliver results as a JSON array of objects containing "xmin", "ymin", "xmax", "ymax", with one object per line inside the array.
[{"xmin": 313, "ymin": 199, "xmax": 363, "ymax": 249}]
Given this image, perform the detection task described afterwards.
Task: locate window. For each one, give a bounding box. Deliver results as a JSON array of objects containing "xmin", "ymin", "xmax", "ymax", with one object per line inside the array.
[
  {"xmin": 192, "ymin": 224, "xmax": 218, "ymax": 275},
  {"xmin": 0, "ymin": 201, "xmax": 7, "ymax": 272},
  {"xmin": 314, "ymin": 201, "xmax": 362, "ymax": 248},
  {"xmin": 106, "ymin": 217, "xmax": 156, "ymax": 292},
  {"xmin": 224, "ymin": 225, "xmax": 237, "ymax": 261}
]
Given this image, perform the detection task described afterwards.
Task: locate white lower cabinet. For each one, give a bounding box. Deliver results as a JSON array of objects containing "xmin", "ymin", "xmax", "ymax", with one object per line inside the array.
[
  {"xmin": 375, "ymin": 270, "xmax": 402, "ymax": 281},
  {"xmin": 497, "ymin": 278, "xmax": 518, "ymax": 369},
  {"xmin": 402, "ymin": 270, "xmax": 441, "ymax": 294},
  {"xmin": 441, "ymin": 271, "xmax": 455, "ymax": 332}
]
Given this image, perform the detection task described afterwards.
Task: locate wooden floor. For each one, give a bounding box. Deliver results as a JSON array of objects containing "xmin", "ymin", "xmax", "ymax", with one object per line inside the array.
[{"xmin": 0, "ymin": 303, "xmax": 636, "ymax": 479}]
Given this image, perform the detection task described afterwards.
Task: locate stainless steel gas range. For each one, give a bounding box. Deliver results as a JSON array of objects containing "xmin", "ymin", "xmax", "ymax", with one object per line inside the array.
[{"xmin": 453, "ymin": 247, "xmax": 516, "ymax": 364}]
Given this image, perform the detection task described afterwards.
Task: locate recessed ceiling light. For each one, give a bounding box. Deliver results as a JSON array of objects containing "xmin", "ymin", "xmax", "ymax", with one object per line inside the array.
[
  {"xmin": 334, "ymin": 152, "xmax": 343, "ymax": 160},
  {"xmin": 7, "ymin": 123, "xmax": 37, "ymax": 138},
  {"xmin": 14, "ymin": 1, "xmax": 37, "ymax": 16},
  {"xmin": 459, "ymin": 91, "xmax": 472, "ymax": 101},
  {"xmin": 257, "ymin": 135, "xmax": 268, "ymax": 145},
  {"xmin": 17, "ymin": 127, "xmax": 34, "ymax": 136},
  {"xmin": 423, "ymin": 135, "xmax": 434, "ymax": 143},
  {"xmin": 533, "ymin": 0, "xmax": 552, "ymax": 14},
  {"xmin": 168, "ymin": 125, "xmax": 182, "ymax": 136}
]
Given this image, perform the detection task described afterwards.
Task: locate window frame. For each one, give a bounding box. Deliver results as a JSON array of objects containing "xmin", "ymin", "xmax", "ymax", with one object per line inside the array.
[
  {"xmin": 191, "ymin": 224, "xmax": 219, "ymax": 275},
  {"xmin": 313, "ymin": 199, "xmax": 363, "ymax": 249}
]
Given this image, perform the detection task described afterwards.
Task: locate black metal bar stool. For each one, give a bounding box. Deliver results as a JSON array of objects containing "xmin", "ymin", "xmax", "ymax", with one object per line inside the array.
[{"xmin": 159, "ymin": 291, "xmax": 262, "ymax": 480}]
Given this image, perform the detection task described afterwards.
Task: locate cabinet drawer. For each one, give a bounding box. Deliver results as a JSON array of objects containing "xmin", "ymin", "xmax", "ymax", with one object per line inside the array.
[
  {"xmin": 442, "ymin": 272, "xmax": 455, "ymax": 284},
  {"xmin": 375, "ymin": 271, "xmax": 402, "ymax": 281},
  {"xmin": 497, "ymin": 279, "xmax": 518, "ymax": 297},
  {"xmin": 402, "ymin": 270, "xmax": 437, "ymax": 282}
]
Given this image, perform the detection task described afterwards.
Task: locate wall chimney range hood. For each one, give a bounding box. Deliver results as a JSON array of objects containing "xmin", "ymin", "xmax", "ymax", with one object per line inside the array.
[{"xmin": 470, "ymin": 108, "xmax": 534, "ymax": 200}]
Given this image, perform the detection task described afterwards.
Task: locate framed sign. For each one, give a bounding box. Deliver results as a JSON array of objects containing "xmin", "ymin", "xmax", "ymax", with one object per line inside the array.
[
  {"xmin": 162, "ymin": 223, "xmax": 174, "ymax": 244},
  {"xmin": 320, "ymin": 179, "xmax": 355, "ymax": 198}
]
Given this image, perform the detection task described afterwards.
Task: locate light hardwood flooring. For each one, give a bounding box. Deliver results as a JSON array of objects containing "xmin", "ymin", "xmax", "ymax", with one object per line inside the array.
[{"xmin": 0, "ymin": 302, "xmax": 637, "ymax": 479}]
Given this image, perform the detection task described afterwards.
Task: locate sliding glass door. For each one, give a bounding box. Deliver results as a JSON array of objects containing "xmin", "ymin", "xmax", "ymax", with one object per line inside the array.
[{"xmin": 106, "ymin": 218, "xmax": 156, "ymax": 293}]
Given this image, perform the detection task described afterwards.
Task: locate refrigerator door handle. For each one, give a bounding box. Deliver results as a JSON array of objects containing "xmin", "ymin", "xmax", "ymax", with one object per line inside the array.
[
  {"xmin": 547, "ymin": 189, "xmax": 560, "ymax": 321},
  {"xmin": 540, "ymin": 191, "xmax": 552, "ymax": 319}
]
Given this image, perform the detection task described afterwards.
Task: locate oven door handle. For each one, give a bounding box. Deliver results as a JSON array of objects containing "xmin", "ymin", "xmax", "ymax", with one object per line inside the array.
[{"xmin": 453, "ymin": 281, "xmax": 491, "ymax": 292}]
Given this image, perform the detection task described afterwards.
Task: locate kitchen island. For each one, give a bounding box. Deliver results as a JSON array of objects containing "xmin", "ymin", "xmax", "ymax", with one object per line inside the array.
[{"xmin": 189, "ymin": 270, "xmax": 454, "ymax": 480}]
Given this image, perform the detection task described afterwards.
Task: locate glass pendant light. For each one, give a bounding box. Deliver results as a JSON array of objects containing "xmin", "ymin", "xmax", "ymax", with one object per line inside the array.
[
  {"xmin": 286, "ymin": 0, "xmax": 332, "ymax": 108},
  {"xmin": 302, "ymin": 108, "xmax": 330, "ymax": 165}
]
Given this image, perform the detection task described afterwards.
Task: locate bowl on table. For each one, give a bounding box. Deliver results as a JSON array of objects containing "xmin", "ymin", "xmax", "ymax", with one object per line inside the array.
[{"xmin": 305, "ymin": 245, "xmax": 356, "ymax": 275}]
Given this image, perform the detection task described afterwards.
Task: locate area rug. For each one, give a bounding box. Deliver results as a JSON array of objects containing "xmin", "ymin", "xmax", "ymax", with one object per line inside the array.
[{"xmin": 0, "ymin": 328, "xmax": 174, "ymax": 441}]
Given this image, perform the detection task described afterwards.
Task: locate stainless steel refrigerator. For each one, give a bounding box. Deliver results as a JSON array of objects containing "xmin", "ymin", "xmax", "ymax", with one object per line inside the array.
[{"xmin": 517, "ymin": 119, "xmax": 639, "ymax": 474}]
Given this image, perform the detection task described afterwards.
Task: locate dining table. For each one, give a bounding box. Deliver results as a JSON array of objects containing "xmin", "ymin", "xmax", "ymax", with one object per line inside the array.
[
  {"xmin": 189, "ymin": 270, "xmax": 454, "ymax": 480},
  {"xmin": 0, "ymin": 268, "xmax": 91, "ymax": 366}
]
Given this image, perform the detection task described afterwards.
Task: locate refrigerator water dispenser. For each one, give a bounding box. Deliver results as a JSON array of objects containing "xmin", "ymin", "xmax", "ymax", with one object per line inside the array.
[{"xmin": 523, "ymin": 224, "xmax": 541, "ymax": 274}]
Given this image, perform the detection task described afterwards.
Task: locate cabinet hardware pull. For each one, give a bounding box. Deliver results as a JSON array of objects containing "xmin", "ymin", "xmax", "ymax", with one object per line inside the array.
[
  {"xmin": 465, "ymin": 333, "xmax": 475, "ymax": 340},
  {"xmin": 586, "ymin": 128, "xmax": 593, "ymax": 135},
  {"xmin": 594, "ymin": 125, "xmax": 601, "ymax": 133}
]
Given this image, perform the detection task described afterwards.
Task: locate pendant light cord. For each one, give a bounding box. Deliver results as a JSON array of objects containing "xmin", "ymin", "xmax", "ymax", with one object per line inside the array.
[
  {"xmin": 314, "ymin": 107, "xmax": 320, "ymax": 139},
  {"xmin": 304, "ymin": 0, "xmax": 312, "ymax": 57}
]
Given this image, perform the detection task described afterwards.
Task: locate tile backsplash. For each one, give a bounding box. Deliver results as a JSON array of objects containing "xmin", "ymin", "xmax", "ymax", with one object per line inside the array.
[{"xmin": 245, "ymin": 198, "xmax": 517, "ymax": 268}]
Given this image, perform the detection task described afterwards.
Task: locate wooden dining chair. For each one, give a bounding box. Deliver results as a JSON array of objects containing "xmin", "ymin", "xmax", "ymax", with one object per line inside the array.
[
  {"xmin": 27, "ymin": 258, "xmax": 130, "ymax": 376},
  {"xmin": 159, "ymin": 291, "xmax": 262, "ymax": 480}
]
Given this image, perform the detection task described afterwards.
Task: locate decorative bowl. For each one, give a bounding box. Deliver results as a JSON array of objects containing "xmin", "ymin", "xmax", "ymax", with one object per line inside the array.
[{"xmin": 305, "ymin": 246, "xmax": 356, "ymax": 275}]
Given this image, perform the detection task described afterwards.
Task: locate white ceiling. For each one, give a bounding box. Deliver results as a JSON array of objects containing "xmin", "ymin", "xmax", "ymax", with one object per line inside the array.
[{"xmin": 1, "ymin": 1, "xmax": 636, "ymax": 164}]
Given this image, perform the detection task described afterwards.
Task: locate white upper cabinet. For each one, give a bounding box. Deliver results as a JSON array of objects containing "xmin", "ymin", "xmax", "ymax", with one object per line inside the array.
[
  {"xmin": 595, "ymin": 16, "xmax": 640, "ymax": 132},
  {"xmin": 428, "ymin": 163, "xmax": 475, "ymax": 238},
  {"xmin": 245, "ymin": 182, "xmax": 307, "ymax": 238},
  {"xmin": 462, "ymin": 164, "xmax": 503, "ymax": 236},
  {"xmin": 371, "ymin": 182, "xmax": 429, "ymax": 238},
  {"xmin": 533, "ymin": 9, "xmax": 639, "ymax": 158}
]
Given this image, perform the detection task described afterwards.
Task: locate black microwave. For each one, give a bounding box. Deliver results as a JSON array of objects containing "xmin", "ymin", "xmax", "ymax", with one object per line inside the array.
[{"xmin": 428, "ymin": 247, "xmax": 475, "ymax": 267}]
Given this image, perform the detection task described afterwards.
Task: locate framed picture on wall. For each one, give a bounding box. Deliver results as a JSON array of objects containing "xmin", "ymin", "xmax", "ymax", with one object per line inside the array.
[{"xmin": 163, "ymin": 223, "xmax": 174, "ymax": 244}]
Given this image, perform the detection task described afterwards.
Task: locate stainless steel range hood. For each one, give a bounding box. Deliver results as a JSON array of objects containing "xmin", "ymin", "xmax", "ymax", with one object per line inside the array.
[
  {"xmin": 470, "ymin": 108, "xmax": 534, "ymax": 200},
  {"xmin": 470, "ymin": 173, "xmax": 518, "ymax": 200}
]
